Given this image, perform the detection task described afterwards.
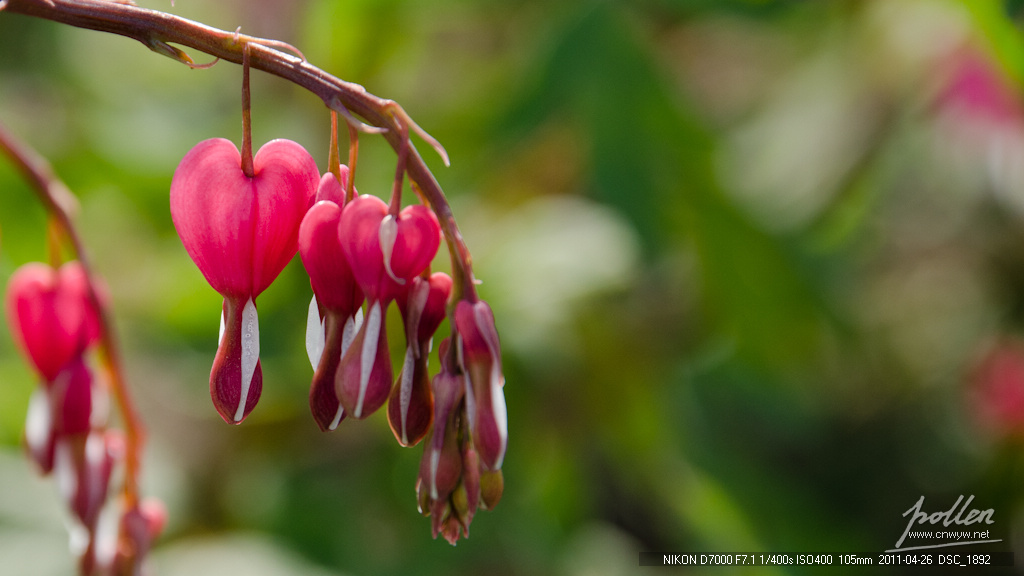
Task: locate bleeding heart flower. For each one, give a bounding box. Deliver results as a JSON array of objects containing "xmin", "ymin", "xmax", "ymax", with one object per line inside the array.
[
  {"xmin": 170, "ymin": 137, "xmax": 318, "ymax": 423},
  {"xmin": 455, "ymin": 299, "xmax": 507, "ymax": 471},
  {"xmin": 111, "ymin": 498, "xmax": 167, "ymax": 576},
  {"xmin": 299, "ymin": 170, "xmax": 366, "ymax": 431},
  {"xmin": 332, "ymin": 195, "xmax": 442, "ymax": 420},
  {"xmin": 416, "ymin": 366, "xmax": 464, "ymax": 532},
  {"xmin": 389, "ymin": 272, "xmax": 452, "ymax": 446},
  {"xmin": 54, "ymin": 430, "xmax": 118, "ymax": 532},
  {"xmin": 23, "ymin": 354, "xmax": 95, "ymax": 475},
  {"xmin": 5, "ymin": 261, "xmax": 100, "ymax": 382},
  {"xmin": 338, "ymin": 195, "xmax": 442, "ymax": 303},
  {"xmin": 301, "ymin": 198, "xmax": 363, "ymax": 319}
]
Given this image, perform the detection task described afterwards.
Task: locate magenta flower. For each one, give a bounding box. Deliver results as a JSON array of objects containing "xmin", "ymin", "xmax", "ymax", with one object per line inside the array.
[
  {"xmin": 5, "ymin": 261, "xmax": 102, "ymax": 474},
  {"xmin": 299, "ymin": 168, "xmax": 366, "ymax": 431},
  {"xmin": 55, "ymin": 429, "xmax": 118, "ymax": 532},
  {"xmin": 415, "ymin": 337, "xmax": 503, "ymax": 544},
  {"xmin": 417, "ymin": 363, "xmax": 464, "ymax": 536},
  {"xmin": 335, "ymin": 195, "xmax": 441, "ymax": 419},
  {"xmin": 5, "ymin": 261, "xmax": 100, "ymax": 382},
  {"xmin": 111, "ymin": 498, "xmax": 166, "ymax": 576},
  {"xmin": 389, "ymin": 272, "xmax": 452, "ymax": 446},
  {"xmin": 170, "ymin": 137, "xmax": 319, "ymax": 423},
  {"xmin": 455, "ymin": 299, "xmax": 507, "ymax": 471}
]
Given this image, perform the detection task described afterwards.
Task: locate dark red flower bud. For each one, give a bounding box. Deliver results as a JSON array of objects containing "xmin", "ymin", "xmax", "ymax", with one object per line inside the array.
[
  {"xmin": 55, "ymin": 430, "xmax": 117, "ymax": 530},
  {"xmin": 389, "ymin": 273, "xmax": 452, "ymax": 446},
  {"xmin": 455, "ymin": 299, "xmax": 507, "ymax": 471},
  {"xmin": 335, "ymin": 300, "xmax": 392, "ymax": 419},
  {"xmin": 51, "ymin": 356, "xmax": 94, "ymax": 437},
  {"xmin": 111, "ymin": 498, "xmax": 166, "ymax": 576}
]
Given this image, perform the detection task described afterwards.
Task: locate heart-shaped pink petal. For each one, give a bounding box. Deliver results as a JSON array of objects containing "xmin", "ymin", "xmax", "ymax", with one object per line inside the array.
[
  {"xmin": 338, "ymin": 196, "xmax": 442, "ymax": 303},
  {"xmin": 338, "ymin": 195, "xmax": 389, "ymax": 298},
  {"xmin": 387, "ymin": 205, "xmax": 442, "ymax": 291},
  {"xmin": 399, "ymin": 272, "xmax": 452, "ymax": 347},
  {"xmin": 299, "ymin": 200, "xmax": 363, "ymax": 318},
  {"xmin": 314, "ymin": 167, "xmax": 354, "ymax": 205},
  {"xmin": 5, "ymin": 262, "xmax": 98, "ymax": 382},
  {"xmin": 170, "ymin": 138, "xmax": 318, "ymax": 299}
]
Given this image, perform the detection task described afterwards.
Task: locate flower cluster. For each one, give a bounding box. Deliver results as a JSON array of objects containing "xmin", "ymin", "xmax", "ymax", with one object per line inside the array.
[
  {"xmin": 5, "ymin": 261, "xmax": 165, "ymax": 574},
  {"xmin": 170, "ymin": 131, "xmax": 507, "ymax": 542}
]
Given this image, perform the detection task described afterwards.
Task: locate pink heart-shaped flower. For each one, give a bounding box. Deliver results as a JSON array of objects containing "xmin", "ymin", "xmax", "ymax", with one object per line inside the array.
[
  {"xmin": 170, "ymin": 138, "xmax": 319, "ymax": 299},
  {"xmin": 314, "ymin": 166, "xmax": 354, "ymax": 205},
  {"xmin": 338, "ymin": 196, "xmax": 442, "ymax": 303},
  {"xmin": 299, "ymin": 200, "xmax": 363, "ymax": 317},
  {"xmin": 5, "ymin": 262, "xmax": 100, "ymax": 382},
  {"xmin": 398, "ymin": 272, "xmax": 452, "ymax": 347},
  {"xmin": 171, "ymin": 138, "xmax": 318, "ymax": 424},
  {"xmin": 387, "ymin": 273, "xmax": 452, "ymax": 447}
]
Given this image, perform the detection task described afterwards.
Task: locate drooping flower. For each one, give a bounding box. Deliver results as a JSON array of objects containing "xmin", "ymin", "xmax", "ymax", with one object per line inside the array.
[
  {"xmin": 389, "ymin": 272, "xmax": 451, "ymax": 446},
  {"xmin": 110, "ymin": 498, "xmax": 167, "ymax": 576},
  {"xmin": 170, "ymin": 137, "xmax": 319, "ymax": 423},
  {"xmin": 299, "ymin": 166, "xmax": 366, "ymax": 430},
  {"xmin": 415, "ymin": 338, "xmax": 503, "ymax": 544},
  {"xmin": 455, "ymin": 299, "xmax": 507, "ymax": 471},
  {"xmin": 335, "ymin": 195, "xmax": 441, "ymax": 419},
  {"xmin": 5, "ymin": 261, "xmax": 102, "ymax": 474},
  {"xmin": 5, "ymin": 261, "xmax": 100, "ymax": 382}
]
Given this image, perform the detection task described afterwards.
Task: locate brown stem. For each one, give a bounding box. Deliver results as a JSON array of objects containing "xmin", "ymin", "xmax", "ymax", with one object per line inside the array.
[
  {"xmin": 240, "ymin": 41, "xmax": 254, "ymax": 178},
  {"xmin": 0, "ymin": 122, "xmax": 146, "ymax": 509},
  {"xmin": 389, "ymin": 121, "xmax": 409, "ymax": 216},
  {"xmin": 328, "ymin": 110, "xmax": 341, "ymax": 183},
  {"xmin": 2, "ymin": 0, "xmax": 477, "ymax": 299},
  {"xmin": 346, "ymin": 122, "xmax": 358, "ymax": 204}
]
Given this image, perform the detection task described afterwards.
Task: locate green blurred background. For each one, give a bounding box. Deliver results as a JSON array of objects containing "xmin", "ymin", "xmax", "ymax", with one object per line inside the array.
[{"xmin": 3, "ymin": 0, "xmax": 1024, "ymax": 574}]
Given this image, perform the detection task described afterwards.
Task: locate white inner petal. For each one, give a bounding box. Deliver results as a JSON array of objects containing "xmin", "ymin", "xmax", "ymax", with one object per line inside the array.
[
  {"xmin": 67, "ymin": 521, "xmax": 89, "ymax": 556},
  {"xmin": 429, "ymin": 448, "xmax": 441, "ymax": 500},
  {"xmin": 342, "ymin": 307, "xmax": 364, "ymax": 357},
  {"xmin": 305, "ymin": 295, "xmax": 325, "ymax": 370},
  {"xmin": 89, "ymin": 375, "xmax": 110, "ymax": 429},
  {"xmin": 356, "ymin": 302, "xmax": 382, "ymax": 418},
  {"xmin": 399, "ymin": 347, "xmax": 415, "ymax": 445},
  {"xmin": 93, "ymin": 500, "xmax": 121, "ymax": 568},
  {"xmin": 491, "ymin": 385, "xmax": 508, "ymax": 469},
  {"xmin": 463, "ymin": 371, "xmax": 477, "ymax": 437},
  {"xmin": 407, "ymin": 279, "xmax": 430, "ymax": 358},
  {"xmin": 218, "ymin": 307, "xmax": 226, "ymax": 346},
  {"xmin": 329, "ymin": 405, "xmax": 345, "ymax": 431},
  {"xmin": 378, "ymin": 215, "xmax": 406, "ymax": 285},
  {"xmin": 85, "ymin": 432, "xmax": 107, "ymax": 512},
  {"xmin": 475, "ymin": 304, "xmax": 503, "ymax": 390},
  {"xmin": 25, "ymin": 387, "xmax": 51, "ymax": 456},
  {"xmin": 54, "ymin": 440, "xmax": 76, "ymax": 506},
  {"xmin": 473, "ymin": 306, "xmax": 507, "ymax": 466},
  {"xmin": 85, "ymin": 431, "xmax": 105, "ymax": 465},
  {"xmin": 235, "ymin": 297, "xmax": 260, "ymax": 423}
]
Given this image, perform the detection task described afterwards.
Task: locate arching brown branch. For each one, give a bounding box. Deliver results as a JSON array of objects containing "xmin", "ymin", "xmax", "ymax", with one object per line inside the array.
[{"xmin": 2, "ymin": 0, "xmax": 478, "ymax": 301}]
